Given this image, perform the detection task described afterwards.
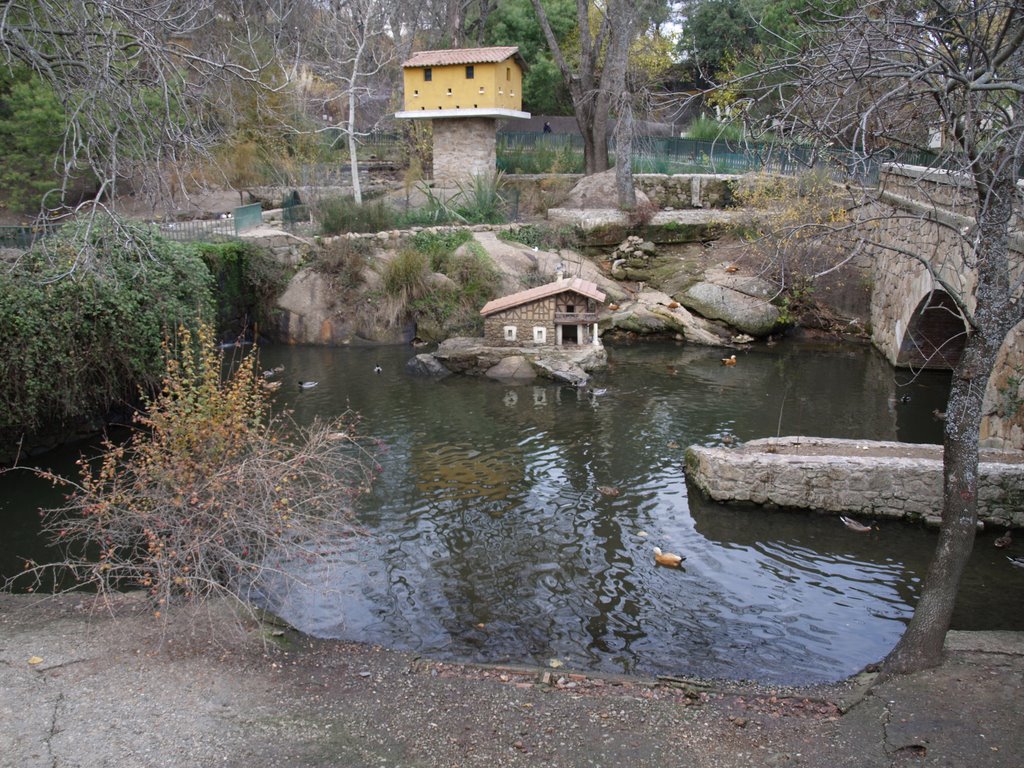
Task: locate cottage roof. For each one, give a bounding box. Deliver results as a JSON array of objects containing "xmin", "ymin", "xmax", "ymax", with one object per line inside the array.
[
  {"xmin": 480, "ymin": 277, "xmax": 606, "ymax": 317},
  {"xmin": 403, "ymin": 46, "xmax": 526, "ymax": 71}
]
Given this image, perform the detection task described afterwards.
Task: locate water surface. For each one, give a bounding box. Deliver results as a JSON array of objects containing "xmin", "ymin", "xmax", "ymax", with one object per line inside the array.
[{"xmin": 4, "ymin": 338, "xmax": 1022, "ymax": 684}]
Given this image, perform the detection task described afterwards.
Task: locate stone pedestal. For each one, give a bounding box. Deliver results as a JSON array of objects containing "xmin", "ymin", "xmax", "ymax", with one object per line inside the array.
[{"xmin": 432, "ymin": 118, "xmax": 497, "ymax": 184}]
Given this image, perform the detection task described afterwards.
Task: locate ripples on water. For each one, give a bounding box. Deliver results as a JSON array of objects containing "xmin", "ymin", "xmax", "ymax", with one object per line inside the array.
[{"xmin": 5, "ymin": 339, "xmax": 1023, "ymax": 684}]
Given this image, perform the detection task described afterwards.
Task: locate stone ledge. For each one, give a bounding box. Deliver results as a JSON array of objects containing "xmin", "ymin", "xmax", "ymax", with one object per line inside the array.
[{"xmin": 684, "ymin": 436, "xmax": 1024, "ymax": 527}]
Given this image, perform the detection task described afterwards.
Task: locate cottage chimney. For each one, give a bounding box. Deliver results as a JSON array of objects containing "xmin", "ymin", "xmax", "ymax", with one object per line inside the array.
[{"xmin": 555, "ymin": 262, "xmax": 565, "ymax": 282}]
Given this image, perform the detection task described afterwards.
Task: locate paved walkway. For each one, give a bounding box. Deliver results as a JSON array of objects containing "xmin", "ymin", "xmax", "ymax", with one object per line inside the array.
[{"xmin": 1, "ymin": 594, "xmax": 1021, "ymax": 767}]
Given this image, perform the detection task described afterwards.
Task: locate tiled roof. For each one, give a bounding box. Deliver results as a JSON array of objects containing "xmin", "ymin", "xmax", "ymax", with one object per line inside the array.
[
  {"xmin": 480, "ymin": 277, "xmax": 606, "ymax": 317},
  {"xmin": 403, "ymin": 46, "xmax": 523, "ymax": 68}
]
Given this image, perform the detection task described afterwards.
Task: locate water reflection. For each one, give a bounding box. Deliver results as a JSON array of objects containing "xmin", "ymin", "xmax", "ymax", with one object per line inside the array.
[{"xmin": 5, "ymin": 338, "xmax": 1024, "ymax": 684}]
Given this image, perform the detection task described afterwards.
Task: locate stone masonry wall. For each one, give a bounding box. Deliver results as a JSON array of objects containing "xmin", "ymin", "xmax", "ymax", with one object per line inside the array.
[
  {"xmin": 860, "ymin": 164, "xmax": 1024, "ymax": 450},
  {"xmin": 433, "ymin": 118, "xmax": 497, "ymax": 185},
  {"xmin": 685, "ymin": 437, "xmax": 1024, "ymax": 527},
  {"xmin": 483, "ymin": 297, "xmax": 556, "ymax": 346}
]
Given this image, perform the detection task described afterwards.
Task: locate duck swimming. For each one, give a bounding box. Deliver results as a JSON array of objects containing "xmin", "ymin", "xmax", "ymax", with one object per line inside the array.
[
  {"xmin": 995, "ymin": 530, "xmax": 1013, "ymax": 548},
  {"xmin": 298, "ymin": 380, "xmax": 319, "ymax": 389},
  {"xmin": 721, "ymin": 355, "xmax": 737, "ymax": 366},
  {"xmin": 839, "ymin": 515, "xmax": 873, "ymax": 533},
  {"xmin": 653, "ymin": 547, "xmax": 685, "ymax": 568}
]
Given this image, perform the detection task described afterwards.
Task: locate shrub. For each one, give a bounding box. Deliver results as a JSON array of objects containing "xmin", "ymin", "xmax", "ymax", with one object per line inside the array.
[
  {"xmin": 10, "ymin": 324, "xmax": 378, "ymax": 627},
  {"xmin": 312, "ymin": 237, "xmax": 373, "ymax": 293},
  {"xmin": 0, "ymin": 218, "xmax": 213, "ymax": 442},
  {"xmin": 684, "ymin": 116, "xmax": 746, "ymax": 144},
  {"xmin": 407, "ymin": 228, "xmax": 473, "ymax": 271},
  {"xmin": 317, "ymin": 196, "xmax": 394, "ymax": 235},
  {"xmin": 501, "ymin": 224, "xmax": 580, "ymax": 252},
  {"xmin": 381, "ymin": 248, "xmax": 430, "ymax": 300}
]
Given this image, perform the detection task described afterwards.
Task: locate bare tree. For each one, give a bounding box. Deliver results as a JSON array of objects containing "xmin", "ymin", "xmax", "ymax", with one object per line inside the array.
[
  {"xmin": 733, "ymin": 0, "xmax": 1024, "ymax": 677},
  {"xmin": 529, "ymin": 0, "xmax": 639, "ymax": 181},
  {"xmin": 0, "ymin": 1, "xmax": 277, "ymax": 220},
  {"xmin": 301, "ymin": 0, "xmax": 400, "ymax": 205}
]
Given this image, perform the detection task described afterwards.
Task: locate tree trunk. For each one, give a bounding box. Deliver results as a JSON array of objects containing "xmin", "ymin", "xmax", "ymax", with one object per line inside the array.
[
  {"xmin": 614, "ymin": 92, "xmax": 636, "ymax": 209},
  {"xmin": 880, "ymin": 160, "xmax": 1020, "ymax": 679}
]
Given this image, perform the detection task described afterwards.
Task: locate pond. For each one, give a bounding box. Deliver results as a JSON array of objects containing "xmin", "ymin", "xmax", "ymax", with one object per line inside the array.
[{"xmin": 3, "ymin": 337, "xmax": 1022, "ymax": 685}]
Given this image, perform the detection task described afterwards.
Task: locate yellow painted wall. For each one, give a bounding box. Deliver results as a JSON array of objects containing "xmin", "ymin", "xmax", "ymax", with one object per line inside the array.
[{"xmin": 403, "ymin": 60, "xmax": 523, "ymax": 112}]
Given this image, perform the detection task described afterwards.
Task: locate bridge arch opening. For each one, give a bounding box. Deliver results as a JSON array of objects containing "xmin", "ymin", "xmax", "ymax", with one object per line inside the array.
[{"xmin": 896, "ymin": 290, "xmax": 968, "ymax": 369}]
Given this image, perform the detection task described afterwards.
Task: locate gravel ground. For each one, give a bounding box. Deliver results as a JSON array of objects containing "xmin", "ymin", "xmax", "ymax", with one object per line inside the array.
[{"xmin": 1, "ymin": 593, "xmax": 1021, "ymax": 768}]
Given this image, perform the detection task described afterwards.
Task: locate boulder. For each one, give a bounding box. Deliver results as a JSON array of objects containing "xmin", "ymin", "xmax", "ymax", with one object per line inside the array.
[
  {"xmin": 560, "ymin": 168, "xmax": 653, "ymax": 211},
  {"xmin": 406, "ymin": 353, "xmax": 452, "ymax": 377},
  {"xmin": 681, "ymin": 281, "xmax": 782, "ymax": 337},
  {"xmin": 485, "ymin": 356, "xmax": 537, "ymax": 382},
  {"xmin": 603, "ymin": 290, "xmax": 729, "ymax": 346},
  {"xmin": 427, "ymin": 337, "xmax": 607, "ymax": 384}
]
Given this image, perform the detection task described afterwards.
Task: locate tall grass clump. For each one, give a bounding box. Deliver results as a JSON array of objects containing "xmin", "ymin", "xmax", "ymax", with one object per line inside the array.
[{"xmin": 318, "ymin": 196, "xmax": 394, "ymax": 235}]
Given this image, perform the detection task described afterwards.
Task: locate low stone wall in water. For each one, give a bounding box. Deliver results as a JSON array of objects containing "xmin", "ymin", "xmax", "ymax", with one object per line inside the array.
[{"xmin": 685, "ymin": 436, "xmax": 1024, "ymax": 528}]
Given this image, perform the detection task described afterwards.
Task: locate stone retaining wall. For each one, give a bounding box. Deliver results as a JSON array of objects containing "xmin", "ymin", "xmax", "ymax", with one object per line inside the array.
[{"xmin": 685, "ymin": 436, "xmax": 1024, "ymax": 528}]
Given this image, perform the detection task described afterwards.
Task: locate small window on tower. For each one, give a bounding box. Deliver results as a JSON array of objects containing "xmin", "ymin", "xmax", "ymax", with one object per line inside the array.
[
  {"xmin": 466, "ymin": 65, "xmax": 475, "ymax": 79},
  {"xmin": 506, "ymin": 67, "xmax": 511, "ymax": 80},
  {"xmin": 424, "ymin": 68, "xmax": 432, "ymax": 82}
]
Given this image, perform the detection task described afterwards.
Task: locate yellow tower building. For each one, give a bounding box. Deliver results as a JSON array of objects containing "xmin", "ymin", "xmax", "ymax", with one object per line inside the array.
[{"xmin": 395, "ymin": 46, "xmax": 530, "ymax": 184}]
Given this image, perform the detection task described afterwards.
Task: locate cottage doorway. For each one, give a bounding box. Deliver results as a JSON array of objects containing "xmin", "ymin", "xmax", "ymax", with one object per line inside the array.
[{"xmin": 561, "ymin": 324, "xmax": 578, "ymax": 345}]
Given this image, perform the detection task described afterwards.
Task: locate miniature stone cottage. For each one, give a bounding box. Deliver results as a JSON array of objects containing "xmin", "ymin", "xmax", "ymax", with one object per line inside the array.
[
  {"xmin": 480, "ymin": 275, "xmax": 605, "ymax": 347},
  {"xmin": 395, "ymin": 46, "xmax": 530, "ymax": 184}
]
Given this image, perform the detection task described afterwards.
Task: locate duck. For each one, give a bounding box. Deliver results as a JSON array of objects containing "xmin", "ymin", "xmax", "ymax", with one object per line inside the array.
[
  {"xmin": 298, "ymin": 380, "xmax": 319, "ymax": 389},
  {"xmin": 374, "ymin": 364, "xmax": 383, "ymax": 374},
  {"xmin": 721, "ymin": 355, "xmax": 737, "ymax": 366},
  {"xmin": 653, "ymin": 546, "xmax": 685, "ymax": 568},
  {"xmin": 725, "ymin": 264, "xmax": 740, "ymax": 273},
  {"xmin": 839, "ymin": 515, "xmax": 873, "ymax": 533},
  {"xmin": 1008, "ymin": 556, "xmax": 1024, "ymax": 569},
  {"xmin": 597, "ymin": 485, "xmax": 620, "ymax": 497},
  {"xmin": 932, "ymin": 408, "xmax": 947, "ymax": 421},
  {"xmin": 994, "ymin": 530, "xmax": 1013, "ymax": 548},
  {"xmin": 261, "ymin": 380, "xmax": 282, "ymax": 391}
]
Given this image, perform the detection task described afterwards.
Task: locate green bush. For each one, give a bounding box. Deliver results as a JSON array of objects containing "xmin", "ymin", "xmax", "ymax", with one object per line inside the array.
[{"xmin": 0, "ymin": 219, "xmax": 213, "ymax": 439}]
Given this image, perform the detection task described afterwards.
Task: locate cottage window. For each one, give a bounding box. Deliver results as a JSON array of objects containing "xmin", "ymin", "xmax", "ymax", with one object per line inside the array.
[
  {"xmin": 506, "ymin": 67, "xmax": 511, "ymax": 81},
  {"xmin": 533, "ymin": 326, "xmax": 546, "ymax": 344},
  {"xmin": 424, "ymin": 68, "xmax": 432, "ymax": 82},
  {"xmin": 504, "ymin": 325, "xmax": 517, "ymax": 342},
  {"xmin": 447, "ymin": 88, "xmax": 452, "ymax": 96},
  {"xmin": 466, "ymin": 65, "xmax": 475, "ymax": 79}
]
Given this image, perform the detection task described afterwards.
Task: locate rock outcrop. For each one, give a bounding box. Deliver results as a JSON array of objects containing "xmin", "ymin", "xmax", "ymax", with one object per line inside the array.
[
  {"xmin": 679, "ymin": 264, "xmax": 784, "ymax": 337},
  {"xmin": 602, "ymin": 290, "xmax": 729, "ymax": 345},
  {"xmin": 421, "ymin": 337, "xmax": 608, "ymax": 386}
]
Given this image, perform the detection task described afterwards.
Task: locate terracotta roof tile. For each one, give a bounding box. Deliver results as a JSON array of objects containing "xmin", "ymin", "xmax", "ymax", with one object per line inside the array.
[
  {"xmin": 403, "ymin": 46, "xmax": 523, "ymax": 68},
  {"xmin": 480, "ymin": 277, "xmax": 606, "ymax": 317}
]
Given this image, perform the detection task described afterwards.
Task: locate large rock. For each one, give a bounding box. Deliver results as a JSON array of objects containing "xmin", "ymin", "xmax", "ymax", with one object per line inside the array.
[
  {"xmin": 560, "ymin": 168, "xmax": 653, "ymax": 211},
  {"xmin": 678, "ymin": 266, "xmax": 784, "ymax": 337},
  {"xmin": 603, "ymin": 290, "xmax": 729, "ymax": 345},
  {"xmin": 485, "ymin": 356, "xmax": 537, "ymax": 382},
  {"xmin": 681, "ymin": 281, "xmax": 782, "ymax": 337},
  {"xmin": 428, "ymin": 337, "xmax": 607, "ymax": 384},
  {"xmin": 407, "ymin": 353, "xmax": 452, "ymax": 377}
]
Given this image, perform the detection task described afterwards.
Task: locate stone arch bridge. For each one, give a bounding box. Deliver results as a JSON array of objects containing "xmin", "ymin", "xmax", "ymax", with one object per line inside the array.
[{"xmin": 865, "ymin": 164, "xmax": 1024, "ymax": 449}]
